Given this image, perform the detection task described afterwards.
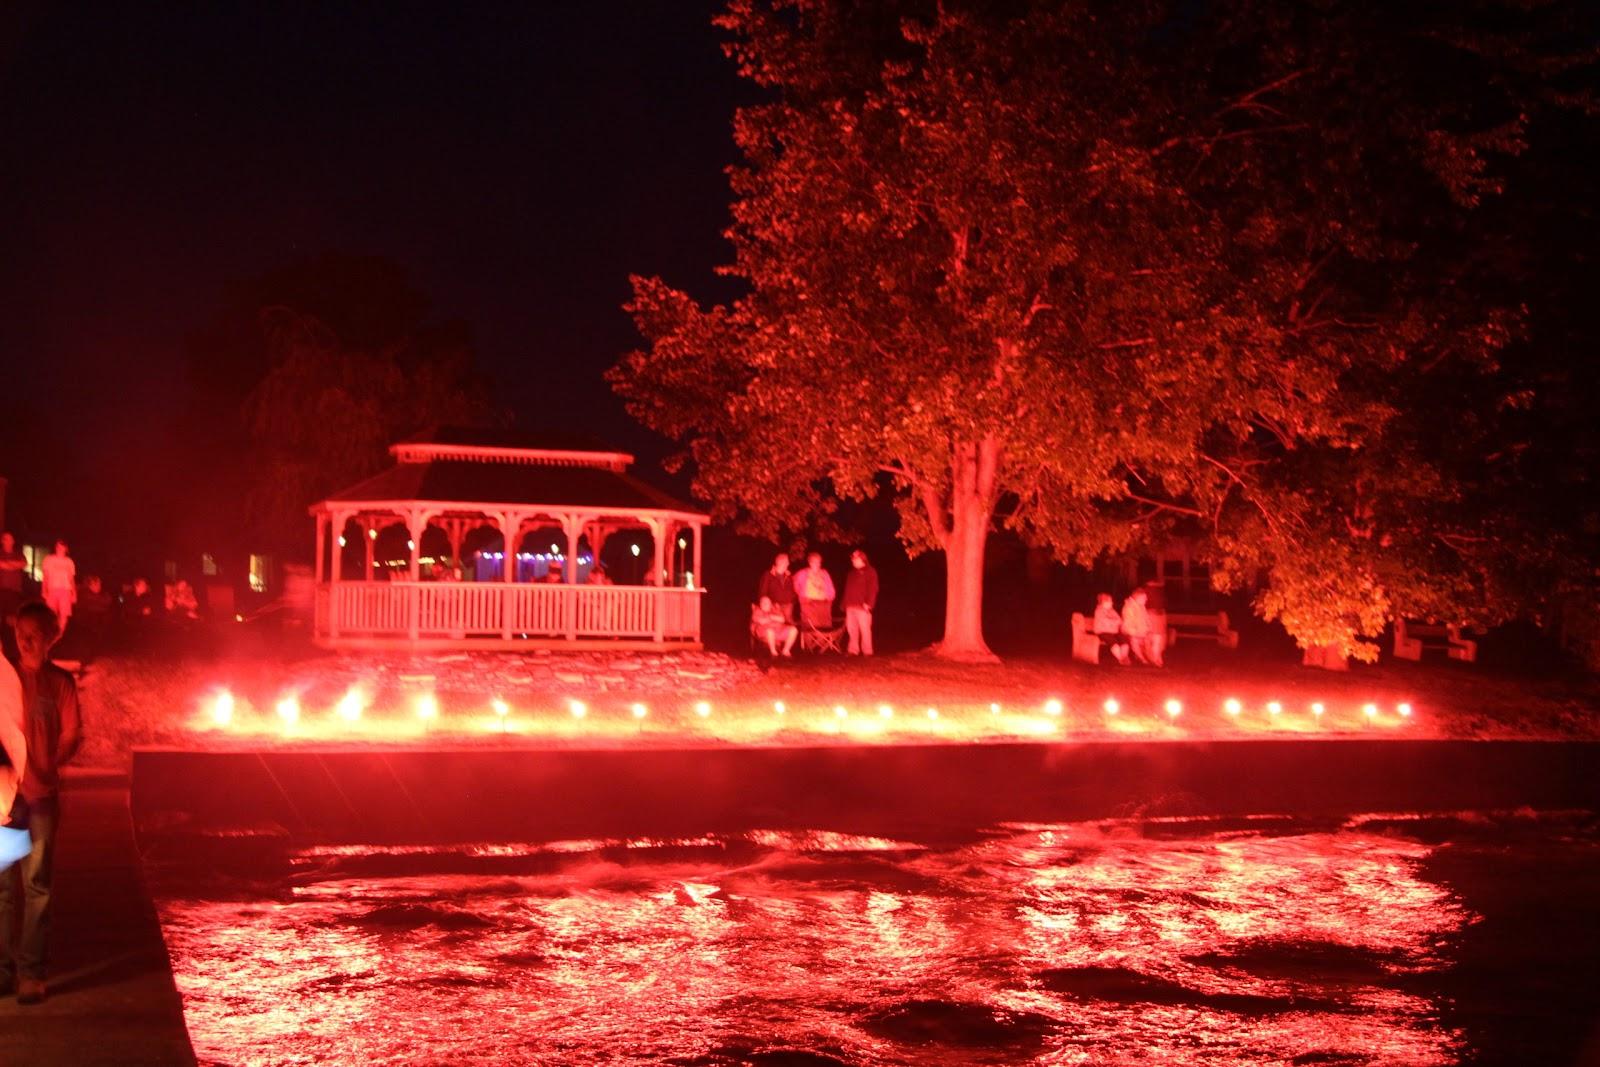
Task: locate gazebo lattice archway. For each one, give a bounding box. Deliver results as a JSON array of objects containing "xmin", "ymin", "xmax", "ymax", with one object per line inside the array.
[{"xmin": 310, "ymin": 434, "xmax": 707, "ymax": 650}]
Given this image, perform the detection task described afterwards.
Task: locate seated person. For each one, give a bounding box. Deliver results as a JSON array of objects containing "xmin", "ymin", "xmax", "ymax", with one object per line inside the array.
[
  {"xmin": 750, "ymin": 595, "xmax": 798, "ymax": 657},
  {"xmin": 1092, "ymin": 593, "xmax": 1130, "ymax": 665}
]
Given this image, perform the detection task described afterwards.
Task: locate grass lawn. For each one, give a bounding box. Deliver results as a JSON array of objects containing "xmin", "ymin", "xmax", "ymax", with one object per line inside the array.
[{"xmin": 67, "ymin": 639, "xmax": 1600, "ymax": 772}]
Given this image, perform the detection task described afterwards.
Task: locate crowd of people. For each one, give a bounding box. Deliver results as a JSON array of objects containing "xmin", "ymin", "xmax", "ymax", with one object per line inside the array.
[
  {"xmin": 0, "ymin": 531, "xmax": 211, "ymax": 663},
  {"xmin": 751, "ymin": 548, "xmax": 879, "ymax": 658}
]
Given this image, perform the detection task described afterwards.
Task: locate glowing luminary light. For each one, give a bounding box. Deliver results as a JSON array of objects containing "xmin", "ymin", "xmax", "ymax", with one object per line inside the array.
[
  {"xmin": 1267, "ymin": 701, "xmax": 1283, "ymax": 716},
  {"xmin": 833, "ymin": 705, "xmax": 849, "ymax": 720},
  {"xmin": 337, "ymin": 535, "xmax": 347, "ymax": 548},
  {"xmin": 925, "ymin": 707, "xmax": 939, "ymax": 721},
  {"xmin": 1397, "ymin": 702, "xmax": 1413, "ymax": 718},
  {"xmin": 1223, "ymin": 698, "xmax": 1242, "ymax": 716},
  {"xmin": 989, "ymin": 702, "xmax": 1001, "ymax": 715},
  {"xmin": 569, "ymin": 699, "xmax": 588, "ymax": 719},
  {"xmin": 1362, "ymin": 702, "xmax": 1380, "ymax": 720},
  {"xmin": 491, "ymin": 698, "xmax": 511, "ymax": 718},
  {"xmin": 368, "ymin": 528, "xmax": 378, "ymax": 540},
  {"xmin": 1103, "ymin": 698, "xmax": 1120, "ymax": 716},
  {"xmin": 773, "ymin": 700, "xmax": 786, "ymax": 716},
  {"xmin": 336, "ymin": 689, "xmax": 364, "ymax": 722},
  {"xmin": 415, "ymin": 694, "xmax": 439, "ymax": 720},
  {"xmin": 694, "ymin": 700, "xmax": 712, "ymax": 718},
  {"xmin": 1164, "ymin": 698, "xmax": 1183, "ymax": 718},
  {"xmin": 631, "ymin": 702, "xmax": 648, "ymax": 720},
  {"xmin": 1043, "ymin": 699, "xmax": 1064, "ymax": 716},
  {"xmin": 1311, "ymin": 701, "xmax": 1326, "ymax": 718},
  {"xmin": 406, "ymin": 539, "xmax": 416, "ymax": 551},
  {"xmin": 276, "ymin": 696, "xmax": 300, "ymax": 724},
  {"xmin": 210, "ymin": 690, "xmax": 235, "ymax": 726},
  {"xmin": 234, "ymin": 613, "xmax": 244, "ymax": 622},
  {"xmin": 878, "ymin": 704, "xmax": 894, "ymax": 720},
  {"xmin": 630, "ymin": 544, "xmax": 641, "ymax": 557}
]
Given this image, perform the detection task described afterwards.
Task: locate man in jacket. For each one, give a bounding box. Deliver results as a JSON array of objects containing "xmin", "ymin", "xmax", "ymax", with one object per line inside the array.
[
  {"xmin": 842, "ymin": 549, "xmax": 880, "ymax": 656},
  {"xmin": 756, "ymin": 552, "xmax": 797, "ymax": 623}
]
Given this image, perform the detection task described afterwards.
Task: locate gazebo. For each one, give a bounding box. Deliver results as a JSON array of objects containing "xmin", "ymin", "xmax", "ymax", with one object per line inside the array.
[{"xmin": 310, "ymin": 433, "xmax": 708, "ymax": 650}]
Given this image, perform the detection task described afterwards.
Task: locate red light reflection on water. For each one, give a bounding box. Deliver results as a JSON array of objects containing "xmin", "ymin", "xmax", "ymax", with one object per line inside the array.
[{"xmin": 156, "ymin": 821, "xmax": 1471, "ymax": 1065}]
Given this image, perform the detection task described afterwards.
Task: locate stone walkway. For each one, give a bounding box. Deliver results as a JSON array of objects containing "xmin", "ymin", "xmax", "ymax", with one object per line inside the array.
[{"xmin": 1, "ymin": 774, "xmax": 194, "ymax": 1066}]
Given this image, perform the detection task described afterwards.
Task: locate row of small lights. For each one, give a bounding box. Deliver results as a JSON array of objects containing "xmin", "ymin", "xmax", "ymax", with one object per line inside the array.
[{"xmin": 205, "ymin": 690, "xmax": 1412, "ymax": 729}]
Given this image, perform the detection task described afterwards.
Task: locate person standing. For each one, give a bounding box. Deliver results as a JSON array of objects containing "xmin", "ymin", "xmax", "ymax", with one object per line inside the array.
[
  {"xmin": 1, "ymin": 601, "xmax": 83, "ymax": 1005},
  {"xmin": 38, "ymin": 542, "xmax": 75, "ymax": 636},
  {"xmin": 0, "ymin": 533, "xmax": 25, "ymax": 628},
  {"xmin": 842, "ymin": 549, "xmax": 879, "ymax": 656},
  {"xmin": 756, "ymin": 553, "xmax": 796, "ymax": 623},
  {"xmin": 792, "ymin": 551, "xmax": 836, "ymax": 631}
]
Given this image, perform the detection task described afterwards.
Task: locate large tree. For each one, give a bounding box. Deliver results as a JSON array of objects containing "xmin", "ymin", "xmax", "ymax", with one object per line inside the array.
[{"xmin": 612, "ymin": 0, "xmax": 1594, "ymax": 659}]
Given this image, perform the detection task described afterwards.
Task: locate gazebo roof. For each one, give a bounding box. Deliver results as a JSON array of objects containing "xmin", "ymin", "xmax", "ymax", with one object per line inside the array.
[{"xmin": 314, "ymin": 433, "xmax": 706, "ymax": 518}]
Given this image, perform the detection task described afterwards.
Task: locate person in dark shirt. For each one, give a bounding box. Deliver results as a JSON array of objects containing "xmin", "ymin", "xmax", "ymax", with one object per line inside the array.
[
  {"xmin": 842, "ymin": 549, "xmax": 880, "ymax": 656},
  {"xmin": 755, "ymin": 552, "xmax": 796, "ymax": 623},
  {"xmin": 1, "ymin": 601, "xmax": 83, "ymax": 1005}
]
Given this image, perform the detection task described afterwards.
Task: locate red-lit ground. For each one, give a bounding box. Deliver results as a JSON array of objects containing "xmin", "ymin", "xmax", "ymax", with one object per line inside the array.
[
  {"xmin": 149, "ymin": 812, "xmax": 1600, "ymax": 1066},
  {"xmin": 75, "ymin": 648, "xmax": 1600, "ymax": 766}
]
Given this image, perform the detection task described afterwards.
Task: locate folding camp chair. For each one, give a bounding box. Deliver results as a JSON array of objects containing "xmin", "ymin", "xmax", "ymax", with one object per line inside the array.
[{"xmin": 798, "ymin": 601, "xmax": 845, "ymax": 654}]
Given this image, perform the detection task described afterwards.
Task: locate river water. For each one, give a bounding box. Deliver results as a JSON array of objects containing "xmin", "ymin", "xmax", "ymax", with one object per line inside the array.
[{"xmin": 152, "ymin": 812, "xmax": 1600, "ymax": 1066}]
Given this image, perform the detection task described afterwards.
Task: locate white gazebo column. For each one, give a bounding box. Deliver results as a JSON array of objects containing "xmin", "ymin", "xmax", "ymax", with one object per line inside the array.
[
  {"xmin": 496, "ymin": 511, "xmax": 517, "ymax": 640},
  {"xmin": 692, "ymin": 520, "xmax": 703, "ymax": 591},
  {"xmin": 646, "ymin": 517, "xmax": 666, "ymax": 643},
  {"xmin": 406, "ymin": 509, "xmax": 430, "ymax": 640},
  {"xmin": 561, "ymin": 513, "xmax": 583, "ymax": 641},
  {"xmin": 313, "ymin": 511, "xmax": 326, "ymax": 585},
  {"xmin": 328, "ymin": 509, "xmax": 352, "ymax": 641}
]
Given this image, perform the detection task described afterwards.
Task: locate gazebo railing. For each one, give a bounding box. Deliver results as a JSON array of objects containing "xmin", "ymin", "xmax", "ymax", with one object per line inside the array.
[{"xmin": 317, "ymin": 582, "xmax": 701, "ymax": 643}]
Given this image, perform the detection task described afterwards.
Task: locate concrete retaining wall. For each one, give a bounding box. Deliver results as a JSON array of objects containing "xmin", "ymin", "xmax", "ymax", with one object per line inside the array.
[{"xmin": 131, "ymin": 740, "xmax": 1600, "ymax": 846}]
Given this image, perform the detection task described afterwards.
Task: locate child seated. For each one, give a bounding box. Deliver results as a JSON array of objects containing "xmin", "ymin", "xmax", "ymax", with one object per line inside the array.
[{"xmin": 751, "ymin": 595, "xmax": 798, "ymax": 657}]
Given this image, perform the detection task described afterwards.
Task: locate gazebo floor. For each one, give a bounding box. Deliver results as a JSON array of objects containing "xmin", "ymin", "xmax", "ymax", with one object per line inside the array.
[{"xmin": 316, "ymin": 636, "xmax": 703, "ymax": 653}]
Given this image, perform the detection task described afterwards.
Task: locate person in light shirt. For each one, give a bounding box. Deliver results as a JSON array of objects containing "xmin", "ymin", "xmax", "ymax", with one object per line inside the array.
[
  {"xmin": 1120, "ymin": 588, "xmax": 1161, "ymax": 666},
  {"xmin": 38, "ymin": 542, "xmax": 75, "ymax": 636},
  {"xmin": 792, "ymin": 551, "xmax": 836, "ymax": 632}
]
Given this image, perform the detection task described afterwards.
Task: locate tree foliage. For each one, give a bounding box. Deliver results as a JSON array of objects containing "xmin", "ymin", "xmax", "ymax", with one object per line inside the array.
[
  {"xmin": 187, "ymin": 255, "xmax": 501, "ymax": 554},
  {"xmin": 612, "ymin": 0, "xmax": 1596, "ymax": 658}
]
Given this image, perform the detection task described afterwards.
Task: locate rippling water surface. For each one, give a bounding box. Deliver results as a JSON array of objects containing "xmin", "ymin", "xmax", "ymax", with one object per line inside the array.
[{"xmin": 153, "ymin": 815, "xmax": 1600, "ymax": 1066}]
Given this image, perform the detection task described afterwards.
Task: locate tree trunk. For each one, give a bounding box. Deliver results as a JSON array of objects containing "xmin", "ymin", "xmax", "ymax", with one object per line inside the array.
[
  {"xmin": 931, "ymin": 438, "xmax": 1001, "ymax": 662},
  {"xmin": 936, "ymin": 489, "xmax": 996, "ymax": 660}
]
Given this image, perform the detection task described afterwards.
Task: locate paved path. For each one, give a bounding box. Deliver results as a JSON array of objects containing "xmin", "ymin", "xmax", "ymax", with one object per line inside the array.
[{"xmin": 1, "ymin": 776, "xmax": 195, "ymax": 1066}]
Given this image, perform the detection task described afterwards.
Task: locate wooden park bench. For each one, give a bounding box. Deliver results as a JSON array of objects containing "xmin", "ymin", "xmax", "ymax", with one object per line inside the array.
[
  {"xmin": 1164, "ymin": 611, "xmax": 1239, "ymax": 650},
  {"xmin": 1393, "ymin": 619, "xmax": 1477, "ymax": 663},
  {"xmin": 1070, "ymin": 613, "xmax": 1103, "ymax": 664}
]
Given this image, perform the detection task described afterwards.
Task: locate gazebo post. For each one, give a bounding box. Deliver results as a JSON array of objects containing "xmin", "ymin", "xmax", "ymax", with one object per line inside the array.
[
  {"xmin": 313, "ymin": 510, "xmax": 326, "ymax": 585},
  {"xmin": 497, "ymin": 510, "xmax": 517, "ymax": 641},
  {"xmin": 562, "ymin": 513, "xmax": 582, "ymax": 641},
  {"xmin": 328, "ymin": 509, "xmax": 351, "ymax": 642},
  {"xmin": 648, "ymin": 517, "xmax": 666, "ymax": 643},
  {"xmin": 406, "ymin": 509, "xmax": 428, "ymax": 641},
  {"xmin": 362, "ymin": 516, "xmax": 378, "ymax": 580},
  {"xmin": 692, "ymin": 520, "xmax": 703, "ymax": 591}
]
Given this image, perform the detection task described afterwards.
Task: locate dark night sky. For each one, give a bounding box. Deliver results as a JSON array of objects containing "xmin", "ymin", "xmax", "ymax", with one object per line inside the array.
[{"xmin": 1, "ymin": 3, "xmax": 744, "ymax": 548}]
